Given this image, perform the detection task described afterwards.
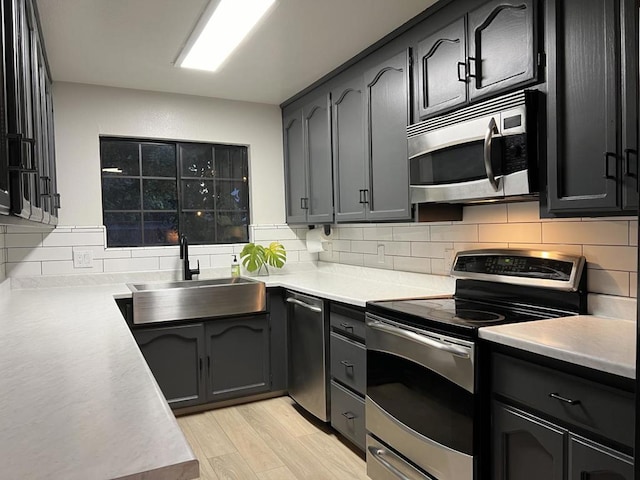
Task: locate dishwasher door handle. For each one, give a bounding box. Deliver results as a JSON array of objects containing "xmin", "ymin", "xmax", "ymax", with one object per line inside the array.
[
  {"xmin": 286, "ymin": 297, "xmax": 322, "ymax": 313},
  {"xmin": 367, "ymin": 319, "xmax": 471, "ymax": 359}
]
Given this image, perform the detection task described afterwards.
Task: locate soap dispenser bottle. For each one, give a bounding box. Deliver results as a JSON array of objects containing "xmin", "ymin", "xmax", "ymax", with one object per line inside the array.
[{"xmin": 231, "ymin": 254, "xmax": 240, "ymax": 277}]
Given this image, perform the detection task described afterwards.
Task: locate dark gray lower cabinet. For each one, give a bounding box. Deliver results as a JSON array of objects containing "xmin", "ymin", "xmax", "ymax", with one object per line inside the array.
[
  {"xmin": 133, "ymin": 313, "xmax": 275, "ymax": 409},
  {"xmin": 329, "ymin": 303, "xmax": 366, "ymax": 450},
  {"xmin": 491, "ymin": 352, "xmax": 634, "ymax": 480},
  {"xmin": 134, "ymin": 323, "xmax": 206, "ymax": 409},
  {"xmin": 205, "ymin": 315, "xmax": 270, "ymax": 402}
]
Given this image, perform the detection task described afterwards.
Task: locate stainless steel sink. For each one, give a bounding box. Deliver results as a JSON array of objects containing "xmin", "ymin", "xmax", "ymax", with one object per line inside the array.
[{"xmin": 128, "ymin": 277, "xmax": 266, "ymax": 325}]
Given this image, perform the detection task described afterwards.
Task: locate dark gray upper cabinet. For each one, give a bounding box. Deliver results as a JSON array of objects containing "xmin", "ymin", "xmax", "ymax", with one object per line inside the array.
[
  {"xmin": 205, "ymin": 315, "xmax": 271, "ymax": 402},
  {"xmin": 415, "ymin": 0, "xmax": 538, "ymax": 120},
  {"xmin": 417, "ymin": 17, "xmax": 467, "ymax": 118},
  {"xmin": 365, "ymin": 49, "xmax": 411, "ymax": 221},
  {"xmin": 467, "ymin": 0, "xmax": 537, "ymax": 101},
  {"xmin": 1, "ymin": 0, "xmax": 58, "ymax": 225},
  {"xmin": 283, "ymin": 94, "xmax": 333, "ymax": 224},
  {"xmin": 545, "ymin": 0, "xmax": 638, "ymax": 215},
  {"xmin": 283, "ymin": 110, "xmax": 307, "ymax": 224},
  {"xmin": 332, "ymin": 78, "xmax": 367, "ymax": 222},
  {"xmin": 134, "ymin": 323, "xmax": 207, "ymax": 409}
]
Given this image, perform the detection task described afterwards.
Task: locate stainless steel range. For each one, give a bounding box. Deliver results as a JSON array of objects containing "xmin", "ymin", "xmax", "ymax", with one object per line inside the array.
[{"xmin": 365, "ymin": 249, "xmax": 587, "ymax": 480}]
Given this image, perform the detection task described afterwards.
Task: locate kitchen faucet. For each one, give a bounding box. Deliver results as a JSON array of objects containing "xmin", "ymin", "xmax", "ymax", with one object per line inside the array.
[{"xmin": 179, "ymin": 234, "xmax": 200, "ymax": 280}]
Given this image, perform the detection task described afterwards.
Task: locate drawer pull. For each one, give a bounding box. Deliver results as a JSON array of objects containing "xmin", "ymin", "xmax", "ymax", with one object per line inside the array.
[
  {"xmin": 340, "ymin": 360, "xmax": 354, "ymax": 369},
  {"xmin": 549, "ymin": 392, "xmax": 581, "ymax": 405},
  {"xmin": 340, "ymin": 322, "xmax": 354, "ymax": 331},
  {"xmin": 341, "ymin": 411, "xmax": 356, "ymax": 420}
]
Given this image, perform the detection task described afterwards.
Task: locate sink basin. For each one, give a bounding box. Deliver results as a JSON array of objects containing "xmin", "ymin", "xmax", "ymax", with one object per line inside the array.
[{"xmin": 128, "ymin": 277, "xmax": 266, "ymax": 325}]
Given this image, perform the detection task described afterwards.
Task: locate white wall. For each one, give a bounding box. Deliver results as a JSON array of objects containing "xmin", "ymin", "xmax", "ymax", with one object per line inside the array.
[{"xmin": 53, "ymin": 82, "xmax": 285, "ymax": 226}]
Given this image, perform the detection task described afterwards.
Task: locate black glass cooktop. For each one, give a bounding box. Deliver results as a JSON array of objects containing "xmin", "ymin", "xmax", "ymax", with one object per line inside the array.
[{"xmin": 367, "ymin": 297, "xmax": 563, "ymax": 334}]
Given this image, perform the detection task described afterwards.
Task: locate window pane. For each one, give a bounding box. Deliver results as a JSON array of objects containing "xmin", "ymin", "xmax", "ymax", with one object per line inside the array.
[
  {"xmin": 143, "ymin": 212, "xmax": 179, "ymax": 245},
  {"xmin": 143, "ymin": 179, "xmax": 177, "ymax": 210},
  {"xmin": 215, "ymin": 146, "xmax": 248, "ymax": 179},
  {"xmin": 104, "ymin": 212, "xmax": 142, "ymax": 247},
  {"xmin": 180, "ymin": 144, "xmax": 214, "ymax": 178},
  {"xmin": 142, "ymin": 143, "xmax": 176, "ymax": 177},
  {"xmin": 102, "ymin": 178, "xmax": 140, "ymax": 210},
  {"xmin": 182, "ymin": 211, "xmax": 216, "ymax": 244},
  {"xmin": 217, "ymin": 219, "xmax": 248, "ymax": 243},
  {"xmin": 216, "ymin": 179, "xmax": 249, "ymax": 211},
  {"xmin": 182, "ymin": 180, "xmax": 214, "ymax": 210},
  {"xmin": 101, "ymin": 141, "xmax": 139, "ymax": 175}
]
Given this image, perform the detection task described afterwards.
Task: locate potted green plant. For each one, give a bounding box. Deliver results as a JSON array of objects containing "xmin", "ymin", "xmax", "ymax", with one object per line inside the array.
[{"xmin": 239, "ymin": 241, "xmax": 287, "ymax": 276}]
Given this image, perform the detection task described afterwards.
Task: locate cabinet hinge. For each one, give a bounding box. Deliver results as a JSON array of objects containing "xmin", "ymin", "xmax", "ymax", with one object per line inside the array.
[{"xmin": 537, "ymin": 52, "xmax": 546, "ymax": 68}]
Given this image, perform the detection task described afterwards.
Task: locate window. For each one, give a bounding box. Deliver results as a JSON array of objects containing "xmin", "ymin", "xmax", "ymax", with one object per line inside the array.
[{"xmin": 100, "ymin": 137, "xmax": 249, "ymax": 247}]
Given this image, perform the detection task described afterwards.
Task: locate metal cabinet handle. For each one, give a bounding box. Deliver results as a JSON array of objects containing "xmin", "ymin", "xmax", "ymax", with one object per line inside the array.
[
  {"xmin": 457, "ymin": 61, "xmax": 467, "ymax": 82},
  {"xmin": 623, "ymin": 148, "xmax": 636, "ymax": 177},
  {"xmin": 341, "ymin": 411, "xmax": 356, "ymax": 420},
  {"xmin": 367, "ymin": 319, "xmax": 470, "ymax": 358},
  {"xmin": 483, "ymin": 117, "xmax": 501, "ymax": 192},
  {"xmin": 199, "ymin": 358, "xmax": 203, "ymax": 373},
  {"xmin": 286, "ymin": 297, "xmax": 322, "ymax": 313},
  {"xmin": 340, "ymin": 322, "xmax": 354, "ymax": 331},
  {"xmin": 367, "ymin": 447, "xmax": 412, "ymax": 480},
  {"xmin": 340, "ymin": 360, "xmax": 354, "ymax": 369},
  {"xmin": 300, "ymin": 197, "xmax": 305, "ymax": 209},
  {"xmin": 549, "ymin": 392, "xmax": 580, "ymax": 405},
  {"xmin": 359, "ymin": 189, "xmax": 365, "ymax": 204},
  {"xmin": 362, "ymin": 189, "xmax": 369, "ymax": 204},
  {"xmin": 603, "ymin": 152, "xmax": 616, "ymax": 179},
  {"xmin": 467, "ymin": 56, "xmax": 477, "ymax": 78},
  {"xmin": 207, "ymin": 356, "xmax": 211, "ymax": 373}
]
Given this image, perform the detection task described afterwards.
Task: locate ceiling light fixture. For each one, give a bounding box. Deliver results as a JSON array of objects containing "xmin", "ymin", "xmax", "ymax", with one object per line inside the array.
[{"xmin": 177, "ymin": 0, "xmax": 276, "ymax": 72}]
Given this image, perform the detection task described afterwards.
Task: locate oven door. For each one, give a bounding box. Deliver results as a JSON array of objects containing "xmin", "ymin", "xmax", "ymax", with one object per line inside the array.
[{"xmin": 365, "ymin": 313, "xmax": 475, "ymax": 480}]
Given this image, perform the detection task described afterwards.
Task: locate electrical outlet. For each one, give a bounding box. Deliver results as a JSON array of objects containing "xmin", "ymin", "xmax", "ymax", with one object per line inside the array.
[
  {"xmin": 444, "ymin": 248, "xmax": 455, "ymax": 273},
  {"xmin": 377, "ymin": 244, "xmax": 385, "ymax": 263},
  {"xmin": 73, "ymin": 250, "xmax": 94, "ymax": 269}
]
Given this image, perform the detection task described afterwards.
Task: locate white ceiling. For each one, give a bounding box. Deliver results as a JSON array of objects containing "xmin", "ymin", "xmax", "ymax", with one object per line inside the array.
[{"xmin": 36, "ymin": 0, "xmax": 438, "ymax": 105}]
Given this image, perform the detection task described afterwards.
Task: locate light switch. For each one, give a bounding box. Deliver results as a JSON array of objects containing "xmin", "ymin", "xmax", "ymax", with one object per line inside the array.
[{"xmin": 73, "ymin": 250, "xmax": 94, "ymax": 269}]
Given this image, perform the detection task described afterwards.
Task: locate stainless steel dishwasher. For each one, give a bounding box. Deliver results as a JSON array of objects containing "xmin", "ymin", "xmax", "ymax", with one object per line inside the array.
[{"xmin": 286, "ymin": 291, "xmax": 330, "ymax": 422}]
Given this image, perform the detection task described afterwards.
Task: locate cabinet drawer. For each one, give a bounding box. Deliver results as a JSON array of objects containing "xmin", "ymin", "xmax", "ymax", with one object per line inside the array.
[
  {"xmin": 330, "ymin": 304, "xmax": 366, "ymax": 341},
  {"xmin": 330, "ymin": 332, "xmax": 366, "ymax": 394},
  {"xmin": 493, "ymin": 353, "xmax": 634, "ymax": 448},
  {"xmin": 331, "ymin": 380, "xmax": 365, "ymax": 451}
]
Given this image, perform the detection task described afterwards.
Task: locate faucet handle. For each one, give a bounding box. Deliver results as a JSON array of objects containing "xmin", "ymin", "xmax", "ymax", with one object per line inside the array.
[{"xmin": 192, "ymin": 260, "xmax": 200, "ymax": 276}]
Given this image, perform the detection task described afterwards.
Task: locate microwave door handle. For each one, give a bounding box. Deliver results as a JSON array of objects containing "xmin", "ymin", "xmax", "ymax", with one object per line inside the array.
[{"xmin": 484, "ymin": 117, "xmax": 501, "ymax": 192}]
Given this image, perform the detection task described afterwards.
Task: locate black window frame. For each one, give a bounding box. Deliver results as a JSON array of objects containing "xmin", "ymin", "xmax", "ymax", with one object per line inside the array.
[{"xmin": 100, "ymin": 136, "xmax": 250, "ymax": 248}]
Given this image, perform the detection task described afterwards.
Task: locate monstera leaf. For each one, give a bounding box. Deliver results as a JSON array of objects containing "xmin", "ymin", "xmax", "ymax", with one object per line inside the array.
[
  {"xmin": 240, "ymin": 243, "xmax": 266, "ymax": 273},
  {"xmin": 264, "ymin": 241, "xmax": 287, "ymax": 268},
  {"xmin": 240, "ymin": 242, "xmax": 287, "ymax": 273}
]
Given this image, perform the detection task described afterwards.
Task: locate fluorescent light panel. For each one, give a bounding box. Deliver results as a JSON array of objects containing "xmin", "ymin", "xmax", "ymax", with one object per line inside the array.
[{"xmin": 179, "ymin": 0, "xmax": 275, "ymax": 72}]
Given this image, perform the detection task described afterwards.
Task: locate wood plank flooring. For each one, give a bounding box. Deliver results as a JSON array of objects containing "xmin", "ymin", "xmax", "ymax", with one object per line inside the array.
[{"xmin": 176, "ymin": 396, "xmax": 368, "ymax": 480}]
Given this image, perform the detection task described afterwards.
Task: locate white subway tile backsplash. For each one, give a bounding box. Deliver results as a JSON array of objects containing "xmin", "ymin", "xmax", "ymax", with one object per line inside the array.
[
  {"xmin": 506, "ymin": 202, "xmax": 540, "ymax": 223},
  {"xmin": 430, "ymin": 258, "xmax": 448, "ymax": 275},
  {"xmin": 631, "ymin": 273, "xmax": 637, "ymax": 299},
  {"xmin": 393, "ymin": 226, "xmax": 430, "ymax": 241},
  {"xmin": 279, "ymin": 239, "xmax": 307, "ymax": 251},
  {"xmin": 339, "ymin": 252, "xmax": 364, "ymax": 266},
  {"xmin": 42, "ymin": 260, "xmax": 105, "ymax": 275},
  {"xmin": 103, "ymin": 257, "xmax": 160, "ymax": 273},
  {"xmin": 507, "ymin": 243, "xmax": 583, "ymax": 256},
  {"xmin": 411, "ymin": 242, "xmax": 453, "ymax": 258},
  {"xmin": 583, "ymin": 245, "xmax": 637, "ymax": 272},
  {"xmin": 393, "ymin": 256, "xmax": 431, "ymax": 274},
  {"xmin": 253, "ymin": 227, "xmax": 298, "ymax": 241},
  {"xmin": 587, "ymin": 269, "xmax": 630, "ymax": 297},
  {"xmin": 6, "ymin": 233, "xmax": 43, "ymax": 248},
  {"xmin": 339, "ymin": 227, "xmax": 364, "ymax": 241},
  {"xmin": 131, "ymin": 247, "xmax": 180, "ymax": 258},
  {"xmin": 478, "ymin": 223, "xmax": 541, "ymax": 243},
  {"xmin": 542, "ymin": 221, "xmax": 629, "ymax": 245},
  {"xmin": 463, "ymin": 204, "xmax": 508, "ymax": 224},
  {"xmin": 378, "ymin": 241, "xmax": 411, "ymax": 257},
  {"xmin": 363, "ymin": 227, "xmax": 393, "ymax": 241},
  {"xmin": 6, "ymin": 261, "xmax": 42, "ymax": 277},
  {"xmin": 159, "ymin": 256, "xmax": 182, "ymax": 271},
  {"xmin": 630, "ymin": 221, "xmax": 638, "ymax": 247},
  {"xmin": 364, "ymin": 253, "xmax": 394, "ymax": 270},
  {"xmin": 351, "ymin": 241, "xmax": 378, "ymax": 255},
  {"xmin": 42, "ymin": 232, "xmax": 105, "ymax": 247},
  {"xmin": 431, "ymin": 224, "xmax": 478, "ymax": 242},
  {"xmin": 331, "ymin": 240, "xmax": 352, "ymax": 252},
  {"xmin": 8, "ymin": 247, "xmax": 72, "ymax": 263}
]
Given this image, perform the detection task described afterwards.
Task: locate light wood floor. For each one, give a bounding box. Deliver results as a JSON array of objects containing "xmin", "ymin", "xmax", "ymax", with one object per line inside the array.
[{"xmin": 176, "ymin": 395, "xmax": 368, "ymax": 480}]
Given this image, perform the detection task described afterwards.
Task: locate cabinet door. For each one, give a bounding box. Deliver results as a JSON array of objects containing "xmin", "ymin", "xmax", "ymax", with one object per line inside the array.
[
  {"xmin": 546, "ymin": 0, "xmax": 621, "ymax": 213},
  {"xmin": 568, "ymin": 435, "xmax": 633, "ymax": 480},
  {"xmin": 304, "ymin": 93, "xmax": 333, "ymax": 224},
  {"xmin": 620, "ymin": 0, "xmax": 638, "ymax": 212},
  {"xmin": 417, "ymin": 17, "xmax": 467, "ymax": 119},
  {"xmin": 467, "ymin": 0, "xmax": 537, "ymax": 101},
  {"xmin": 365, "ymin": 49, "xmax": 411, "ymax": 221},
  {"xmin": 134, "ymin": 323, "xmax": 206, "ymax": 409},
  {"xmin": 492, "ymin": 402, "xmax": 565, "ymax": 480},
  {"xmin": 205, "ymin": 315, "xmax": 270, "ymax": 402},
  {"xmin": 283, "ymin": 109, "xmax": 307, "ymax": 224},
  {"xmin": 332, "ymin": 78, "xmax": 367, "ymax": 222},
  {"xmin": 267, "ymin": 289, "xmax": 287, "ymax": 392}
]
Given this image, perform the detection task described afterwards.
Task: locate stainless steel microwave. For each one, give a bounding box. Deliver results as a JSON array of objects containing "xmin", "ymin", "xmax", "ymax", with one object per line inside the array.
[{"xmin": 408, "ymin": 90, "xmax": 539, "ymax": 204}]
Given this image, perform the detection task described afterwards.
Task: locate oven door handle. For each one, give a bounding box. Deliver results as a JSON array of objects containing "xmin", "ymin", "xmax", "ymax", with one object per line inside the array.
[
  {"xmin": 483, "ymin": 117, "xmax": 501, "ymax": 192},
  {"xmin": 367, "ymin": 446, "xmax": 413, "ymax": 480},
  {"xmin": 367, "ymin": 320, "xmax": 471, "ymax": 359}
]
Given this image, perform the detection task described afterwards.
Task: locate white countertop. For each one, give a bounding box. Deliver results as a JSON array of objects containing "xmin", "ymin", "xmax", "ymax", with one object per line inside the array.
[
  {"xmin": 0, "ymin": 264, "xmax": 455, "ymax": 479},
  {"xmin": 479, "ymin": 315, "xmax": 636, "ymax": 379}
]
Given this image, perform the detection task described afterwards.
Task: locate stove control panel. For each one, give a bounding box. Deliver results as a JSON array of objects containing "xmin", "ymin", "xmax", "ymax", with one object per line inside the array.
[{"xmin": 451, "ymin": 249, "xmax": 585, "ymax": 291}]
